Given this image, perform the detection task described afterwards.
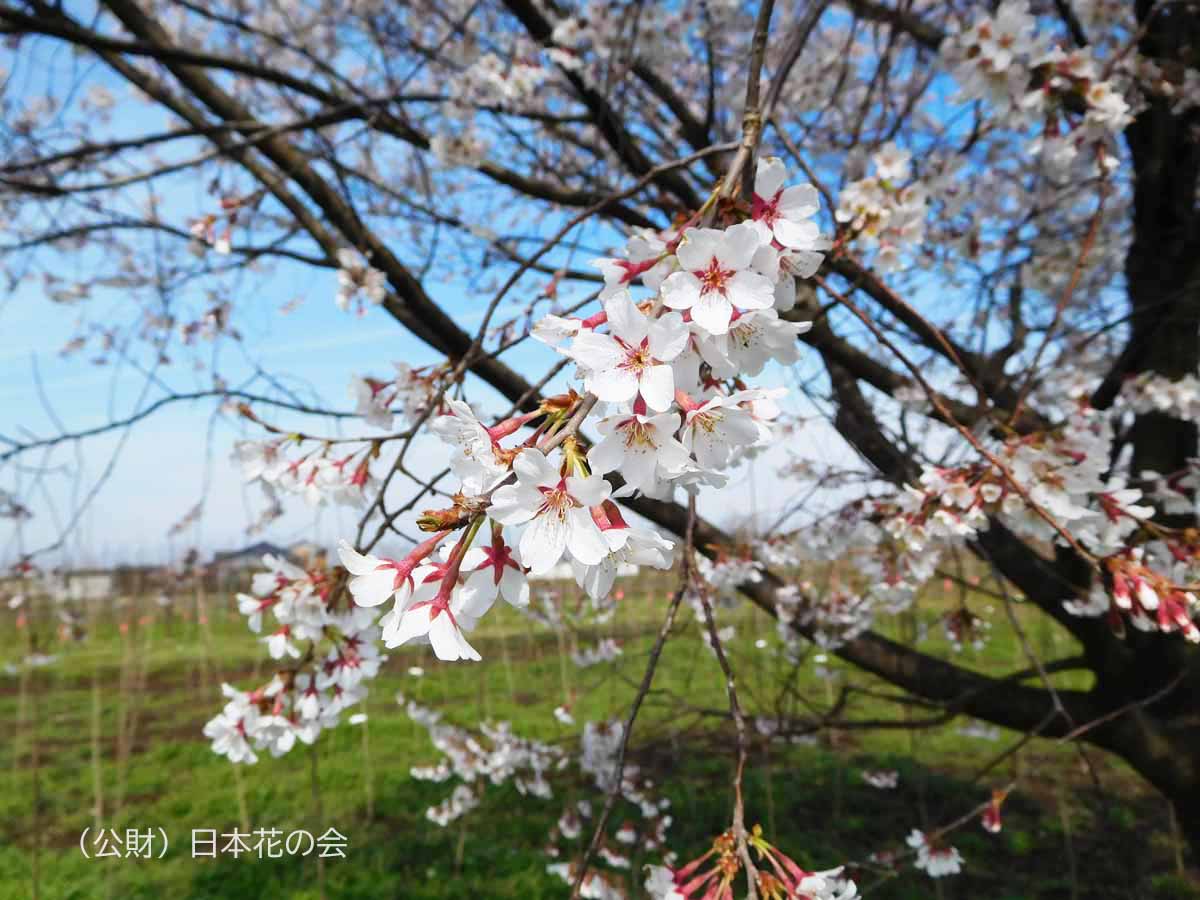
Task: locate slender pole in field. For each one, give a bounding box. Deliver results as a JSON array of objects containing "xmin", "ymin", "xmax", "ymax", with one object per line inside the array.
[
  {"xmin": 11, "ymin": 602, "xmax": 33, "ymax": 785},
  {"xmin": 90, "ymin": 661, "xmax": 105, "ymax": 831},
  {"xmin": 360, "ymin": 699, "xmax": 375, "ymax": 821},
  {"xmin": 113, "ymin": 594, "xmax": 144, "ymax": 815},
  {"xmin": 85, "ymin": 592, "xmax": 105, "ymax": 833},
  {"xmin": 309, "ymin": 743, "xmax": 328, "ymax": 900},
  {"xmin": 762, "ymin": 738, "xmax": 776, "ymax": 840},
  {"xmin": 555, "ymin": 591, "xmax": 573, "ymax": 708},
  {"xmin": 483, "ymin": 652, "xmax": 493, "ymax": 721},
  {"xmin": 24, "ymin": 653, "xmax": 43, "ymax": 900}
]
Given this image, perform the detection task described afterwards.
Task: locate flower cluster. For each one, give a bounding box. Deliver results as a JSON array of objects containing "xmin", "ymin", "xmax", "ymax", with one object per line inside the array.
[
  {"xmin": 644, "ymin": 825, "xmax": 856, "ymax": 900},
  {"xmin": 1080, "ymin": 550, "xmax": 1200, "ymax": 643},
  {"xmin": 861, "ymin": 769, "xmax": 899, "ymax": 790},
  {"xmin": 941, "ymin": 607, "xmax": 992, "ymax": 652},
  {"xmin": 545, "ymin": 731, "xmax": 675, "ymax": 895},
  {"xmin": 349, "ymin": 364, "xmax": 440, "ymax": 430},
  {"xmin": 571, "ymin": 638, "xmax": 623, "ymax": 668},
  {"xmin": 1122, "ymin": 372, "xmax": 1200, "ymax": 422},
  {"xmin": 335, "ymin": 248, "xmax": 387, "ymax": 313},
  {"xmin": 835, "ymin": 143, "xmax": 929, "ymax": 271},
  {"xmin": 905, "ymin": 829, "xmax": 963, "ymax": 878},
  {"xmin": 204, "ymin": 554, "xmax": 382, "ymax": 763},
  {"xmin": 403, "ymin": 693, "xmax": 565, "ymax": 825},
  {"xmin": 233, "ymin": 436, "xmax": 380, "ymax": 509},
  {"xmin": 874, "ymin": 397, "xmax": 1200, "ymax": 642},
  {"xmin": 941, "ymin": 2, "xmax": 1131, "ymax": 175},
  {"xmin": 331, "ymin": 159, "xmax": 825, "ymax": 661}
]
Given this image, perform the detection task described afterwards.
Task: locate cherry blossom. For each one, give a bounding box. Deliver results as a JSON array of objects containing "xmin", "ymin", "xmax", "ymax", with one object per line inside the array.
[
  {"xmin": 676, "ymin": 390, "xmax": 763, "ymax": 471},
  {"xmin": 335, "ymin": 247, "xmax": 387, "ymax": 312},
  {"xmin": 698, "ymin": 308, "xmax": 810, "ymax": 379},
  {"xmin": 751, "ymin": 156, "xmax": 827, "ymax": 268},
  {"xmin": 567, "ymin": 291, "xmax": 688, "ymax": 411},
  {"xmin": 338, "ymin": 533, "xmax": 444, "ymax": 611},
  {"xmin": 429, "ymin": 397, "xmax": 513, "ymax": 494},
  {"xmin": 662, "ymin": 223, "xmax": 775, "ymax": 335},
  {"xmin": 458, "ymin": 525, "xmax": 530, "ymax": 612},
  {"xmin": 587, "ymin": 408, "xmax": 692, "ymax": 496},
  {"xmin": 204, "ymin": 684, "xmax": 261, "ymax": 764},
  {"xmin": 488, "ymin": 448, "xmax": 612, "ymax": 574},
  {"xmin": 906, "ymin": 829, "xmax": 964, "ymax": 878}
]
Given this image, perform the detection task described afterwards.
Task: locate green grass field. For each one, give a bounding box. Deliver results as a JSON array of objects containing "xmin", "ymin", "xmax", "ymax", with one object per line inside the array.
[{"xmin": 2, "ymin": 574, "xmax": 1197, "ymax": 900}]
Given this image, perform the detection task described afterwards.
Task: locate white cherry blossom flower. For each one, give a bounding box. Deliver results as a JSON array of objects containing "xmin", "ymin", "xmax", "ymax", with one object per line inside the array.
[
  {"xmin": 335, "ymin": 247, "xmax": 387, "ymax": 311},
  {"xmin": 907, "ymin": 829, "xmax": 964, "ymax": 878},
  {"xmin": 458, "ymin": 528, "xmax": 530, "ymax": 613},
  {"xmin": 587, "ymin": 409, "xmax": 691, "ymax": 495},
  {"xmin": 661, "ymin": 223, "xmax": 774, "ymax": 335},
  {"xmin": 532, "ymin": 314, "xmax": 584, "ymax": 348},
  {"xmin": 349, "ymin": 375, "xmax": 394, "ymax": 429},
  {"xmin": 381, "ymin": 559, "xmax": 482, "ymax": 662},
  {"xmin": 429, "ymin": 397, "xmax": 508, "ymax": 493},
  {"xmin": 751, "ymin": 157, "xmax": 823, "ymax": 251},
  {"xmin": 573, "ymin": 503, "xmax": 674, "ymax": 600},
  {"xmin": 677, "ymin": 391, "xmax": 762, "ymax": 470},
  {"xmin": 699, "ymin": 308, "xmax": 810, "ymax": 378},
  {"xmin": 592, "ymin": 231, "xmax": 670, "ymax": 298},
  {"xmin": 203, "ymin": 684, "xmax": 261, "ymax": 764},
  {"xmin": 489, "ymin": 448, "xmax": 611, "ymax": 574},
  {"xmin": 567, "ymin": 292, "xmax": 687, "ymax": 411}
]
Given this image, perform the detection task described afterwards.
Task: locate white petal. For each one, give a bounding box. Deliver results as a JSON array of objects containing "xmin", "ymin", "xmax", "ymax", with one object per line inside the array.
[
  {"xmin": 349, "ymin": 568, "xmax": 397, "ymax": 607},
  {"xmin": 427, "ymin": 613, "xmax": 464, "ymax": 661},
  {"xmin": 774, "ymin": 218, "xmax": 820, "ymax": 250},
  {"xmin": 521, "ymin": 512, "xmax": 568, "ymax": 574},
  {"xmin": 691, "ymin": 291, "xmax": 733, "ymax": 335},
  {"xmin": 565, "ymin": 507, "xmax": 609, "ymax": 566},
  {"xmin": 647, "ymin": 313, "xmax": 688, "ymax": 361},
  {"xmin": 725, "ymin": 270, "xmax": 776, "ymax": 311},
  {"xmin": 620, "ymin": 444, "xmax": 658, "ymax": 491},
  {"xmin": 786, "ymin": 250, "xmax": 824, "ymax": 279},
  {"xmin": 603, "ymin": 290, "xmax": 648, "ymax": 344},
  {"xmin": 384, "ymin": 606, "xmax": 433, "ymax": 648},
  {"xmin": 499, "ymin": 567, "xmax": 529, "ymax": 607},
  {"xmin": 567, "ymin": 473, "xmax": 612, "ymax": 507},
  {"xmin": 512, "ymin": 448, "xmax": 556, "ymax": 488},
  {"xmin": 639, "ymin": 364, "xmax": 675, "ymax": 412},
  {"xmin": 337, "ymin": 539, "xmax": 380, "ymax": 576},
  {"xmin": 588, "ymin": 433, "xmax": 625, "ymax": 475},
  {"xmin": 754, "ymin": 156, "xmax": 787, "ymax": 199},
  {"xmin": 660, "ymin": 271, "xmax": 701, "ymax": 310},
  {"xmin": 459, "ymin": 569, "xmax": 498, "ymax": 618},
  {"xmin": 773, "ymin": 274, "xmax": 797, "ymax": 310},
  {"xmin": 778, "ymin": 183, "xmax": 819, "ymax": 219},
  {"xmin": 570, "ymin": 331, "xmax": 624, "ymax": 373},
  {"xmin": 579, "ymin": 557, "xmax": 617, "ymax": 600},
  {"xmin": 488, "ymin": 484, "xmax": 538, "ymax": 525},
  {"xmin": 716, "ymin": 222, "xmax": 763, "ymax": 269},
  {"xmin": 588, "ymin": 365, "xmax": 640, "ymax": 403},
  {"xmin": 675, "ymin": 228, "xmax": 722, "ymax": 270}
]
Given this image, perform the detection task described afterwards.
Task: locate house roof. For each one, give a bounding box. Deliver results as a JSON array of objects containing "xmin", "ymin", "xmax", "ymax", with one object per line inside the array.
[{"xmin": 212, "ymin": 541, "xmax": 294, "ymax": 563}]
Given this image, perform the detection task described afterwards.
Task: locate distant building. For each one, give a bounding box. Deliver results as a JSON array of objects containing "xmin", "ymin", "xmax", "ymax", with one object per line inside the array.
[
  {"xmin": 211, "ymin": 541, "xmax": 296, "ymax": 577},
  {"xmin": 63, "ymin": 569, "xmax": 116, "ymax": 600}
]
